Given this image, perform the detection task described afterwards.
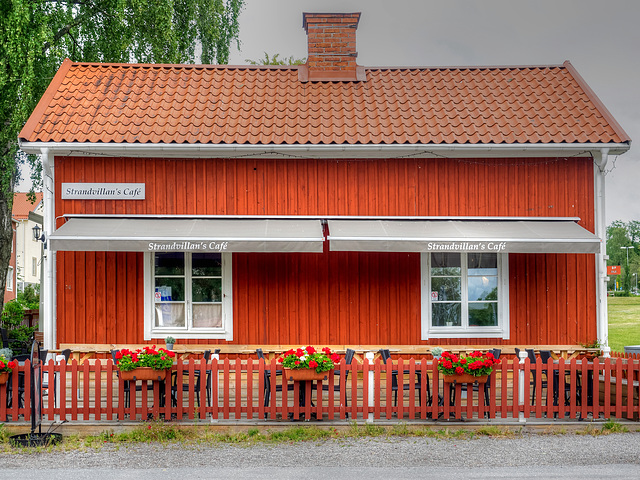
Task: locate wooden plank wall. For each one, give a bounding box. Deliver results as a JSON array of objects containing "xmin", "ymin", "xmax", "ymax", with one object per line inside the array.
[{"xmin": 54, "ymin": 156, "xmax": 597, "ymax": 346}]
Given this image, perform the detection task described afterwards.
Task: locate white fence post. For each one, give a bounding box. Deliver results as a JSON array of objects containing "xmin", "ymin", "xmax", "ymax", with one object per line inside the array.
[
  {"xmin": 366, "ymin": 351, "xmax": 375, "ymax": 424},
  {"xmin": 210, "ymin": 351, "xmax": 219, "ymax": 423},
  {"xmin": 518, "ymin": 350, "xmax": 527, "ymax": 424}
]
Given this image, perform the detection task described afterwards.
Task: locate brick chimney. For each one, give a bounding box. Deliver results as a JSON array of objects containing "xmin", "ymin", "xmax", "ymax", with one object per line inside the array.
[{"xmin": 299, "ymin": 12, "xmax": 366, "ymax": 82}]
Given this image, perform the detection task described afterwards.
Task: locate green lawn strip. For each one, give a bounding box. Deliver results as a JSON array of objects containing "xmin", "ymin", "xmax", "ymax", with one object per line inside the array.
[
  {"xmin": 608, "ymin": 297, "xmax": 640, "ymax": 353},
  {"xmin": 1, "ymin": 421, "xmax": 636, "ymax": 452}
]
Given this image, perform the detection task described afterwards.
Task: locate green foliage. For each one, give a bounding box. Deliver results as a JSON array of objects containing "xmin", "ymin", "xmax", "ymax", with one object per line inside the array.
[
  {"xmin": 17, "ymin": 285, "xmax": 40, "ymax": 309},
  {"xmin": 246, "ymin": 52, "xmax": 306, "ymax": 65},
  {"xmin": 607, "ymin": 220, "xmax": 639, "ymax": 292},
  {"xmin": 1, "ymin": 297, "xmax": 37, "ymax": 353},
  {"xmin": 0, "ymin": 0, "xmax": 245, "ymax": 313}
]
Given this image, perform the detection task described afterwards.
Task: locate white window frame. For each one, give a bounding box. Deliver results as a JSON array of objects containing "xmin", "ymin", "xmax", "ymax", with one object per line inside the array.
[
  {"xmin": 143, "ymin": 252, "xmax": 233, "ymax": 340},
  {"xmin": 421, "ymin": 252, "xmax": 509, "ymax": 339},
  {"xmin": 6, "ymin": 266, "xmax": 14, "ymax": 291}
]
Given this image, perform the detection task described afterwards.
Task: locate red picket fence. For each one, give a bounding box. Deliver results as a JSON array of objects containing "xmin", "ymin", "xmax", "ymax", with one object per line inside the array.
[{"xmin": 1, "ymin": 356, "xmax": 638, "ymax": 422}]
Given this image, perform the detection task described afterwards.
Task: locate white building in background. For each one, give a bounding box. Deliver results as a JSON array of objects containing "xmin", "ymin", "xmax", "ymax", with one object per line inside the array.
[{"xmin": 12, "ymin": 192, "xmax": 43, "ymax": 293}]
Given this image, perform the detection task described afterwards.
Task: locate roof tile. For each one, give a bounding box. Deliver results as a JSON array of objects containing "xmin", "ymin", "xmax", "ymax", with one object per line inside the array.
[
  {"xmin": 12, "ymin": 192, "xmax": 43, "ymax": 220},
  {"xmin": 19, "ymin": 61, "xmax": 629, "ymax": 146}
]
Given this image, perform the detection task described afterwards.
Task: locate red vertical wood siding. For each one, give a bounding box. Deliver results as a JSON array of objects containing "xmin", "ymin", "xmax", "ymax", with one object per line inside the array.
[{"xmin": 54, "ymin": 156, "xmax": 597, "ymax": 346}]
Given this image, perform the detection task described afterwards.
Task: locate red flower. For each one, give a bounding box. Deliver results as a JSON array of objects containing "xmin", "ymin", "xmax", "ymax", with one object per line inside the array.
[
  {"xmin": 0, "ymin": 361, "xmax": 4, "ymax": 369},
  {"xmin": 443, "ymin": 360, "xmax": 453, "ymax": 369},
  {"xmin": 460, "ymin": 358, "xmax": 467, "ymax": 365},
  {"xmin": 294, "ymin": 360, "xmax": 300, "ymax": 365},
  {"xmin": 331, "ymin": 354, "xmax": 340, "ymax": 362},
  {"xmin": 455, "ymin": 366, "xmax": 464, "ymax": 375},
  {"xmin": 305, "ymin": 346, "xmax": 316, "ymax": 354},
  {"xmin": 309, "ymin": 360, "xmax": 318, "ymax": 369},
  {"xmin": 115, "ymin": 352, "xmax": 123, "ymax": 360},
  {"xmin": 277, "ymin": 357, "xmax": 284, "ymax": 363},
  {"xmin": 8, "ymin": 361, "xmax": 16, "ymax": 369}
]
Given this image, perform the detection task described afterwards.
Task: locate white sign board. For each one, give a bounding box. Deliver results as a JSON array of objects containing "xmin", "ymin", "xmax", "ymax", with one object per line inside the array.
[{"xmin": 62, "ymin": 183, "xmax": 145, "ymax": 200}]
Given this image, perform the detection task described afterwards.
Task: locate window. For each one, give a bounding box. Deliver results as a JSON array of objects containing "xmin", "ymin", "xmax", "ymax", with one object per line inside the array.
[
  {"xmin": 6, "ymin": 266, "xmax": 14, "ymax": 291},
  {"xmin": 32, "ymin": 257, "xmax": 38, "ymax": 277},
  {"xmin": 144, "ymin": 252, "xmax": 233, "ymax": 340},
  {"xmin": 421, "ymin": 252, "xmax": 509, "ymax": 339}
]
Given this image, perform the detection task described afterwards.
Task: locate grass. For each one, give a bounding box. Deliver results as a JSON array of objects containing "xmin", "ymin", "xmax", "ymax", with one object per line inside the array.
[
  {"xmin": 607, "ymin": 296, "xmax": 640, "ymax": 353},
  {"xmin": 6, "ymin": 421, "xmax": 634, "ymax": 452}
]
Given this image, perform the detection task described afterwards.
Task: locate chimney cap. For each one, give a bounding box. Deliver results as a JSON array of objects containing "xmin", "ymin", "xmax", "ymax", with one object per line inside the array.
[{"xmin": 302, "ymin": 12, "xmax": 361, "ymax": 31}]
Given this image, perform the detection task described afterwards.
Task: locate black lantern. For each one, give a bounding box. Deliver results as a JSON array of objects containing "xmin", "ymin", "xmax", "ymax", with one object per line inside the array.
[{"xmin": 33, "ymin": 224, "xmax": 45, "ymax": 242}]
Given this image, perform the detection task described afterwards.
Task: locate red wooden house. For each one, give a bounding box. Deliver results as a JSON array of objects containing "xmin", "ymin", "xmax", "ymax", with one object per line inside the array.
[{"xmin": 18, "ymin": 12, "xmax": 630, "ymax": 355}]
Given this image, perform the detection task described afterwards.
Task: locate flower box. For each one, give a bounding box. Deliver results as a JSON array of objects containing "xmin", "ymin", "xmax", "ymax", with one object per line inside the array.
[
  {"xmin": 443, "ymin": 373, "xmax": 488, "ymax": 384},
  {"xmin": 277, "ymin": 346, "xmax": 340, "ymax": 381},
  {"xmin": 284, "ymin": 368, "xmax": 330, "ymax": 382},
  {"xmin": 119, "ymin": 367, "xmax": 168, "ymax": 381},
  {"xmin": 0, "ymin": 371, "xmax": 8, "ymax": 385}
]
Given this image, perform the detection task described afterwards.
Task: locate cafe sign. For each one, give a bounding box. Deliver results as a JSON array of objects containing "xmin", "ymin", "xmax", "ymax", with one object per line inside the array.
[
  {"xmin": 427, "ymin": 241, "xmax": 507, "ymax": 252},
  {"xmin": 62, "ymin": 183, "xmax": 145, "ymax": 200}
]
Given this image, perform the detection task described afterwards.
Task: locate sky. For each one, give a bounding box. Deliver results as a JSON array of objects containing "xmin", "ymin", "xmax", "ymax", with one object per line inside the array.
[{"xmin": 227, "ymin": 0, "xmax": 640, "ymax": 224}]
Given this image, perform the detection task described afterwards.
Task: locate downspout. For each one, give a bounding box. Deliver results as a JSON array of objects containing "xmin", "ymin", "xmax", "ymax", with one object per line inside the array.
[
  {"xmin": 594, "ymin": 148, "xmax": 610, "ymax": 357},
  {"xmin": 41, "ymin": 148, "xmax": 56, "ymax": 350}
]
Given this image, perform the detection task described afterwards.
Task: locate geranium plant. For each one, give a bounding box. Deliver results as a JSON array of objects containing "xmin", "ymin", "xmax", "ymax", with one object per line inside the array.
[
  {"xmin": 437, "ymin": 350, "xmax": 500, "ymax": 377},
  {"xmin": 278, "ymin": 346, "xmax": 340, "ymax": 373},
  {"xmin": 0, "ymin": 355, "xmax": 16, "ymax": 374},
  {"xmin": 114, "ymin": 345, "xmax": 175, "ymax": 372}
]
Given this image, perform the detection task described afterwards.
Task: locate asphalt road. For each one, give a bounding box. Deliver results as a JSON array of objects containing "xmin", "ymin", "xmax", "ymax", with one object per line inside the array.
[{"xmin": 1, "ymin": 432, "xmax": 639, "ymax": 479}]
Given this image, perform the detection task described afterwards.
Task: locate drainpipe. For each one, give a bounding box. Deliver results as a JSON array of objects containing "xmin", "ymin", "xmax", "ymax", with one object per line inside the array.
[
  {"xmin": 41, "ymin": 148, "xmax": 56, "ymax": 350},
  {"xmin": 594, "ymin": 148, "xmax": 610, "ymax": 357}
]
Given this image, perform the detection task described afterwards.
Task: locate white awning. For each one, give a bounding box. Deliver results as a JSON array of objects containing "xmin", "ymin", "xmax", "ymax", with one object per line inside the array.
[
  {"xmin": 327, "ymin": 219, "xmax": 601, "ymax": 254},
  {"xmin": 49, "ymin": 218, "xmax": 325, "ymax": 253}
]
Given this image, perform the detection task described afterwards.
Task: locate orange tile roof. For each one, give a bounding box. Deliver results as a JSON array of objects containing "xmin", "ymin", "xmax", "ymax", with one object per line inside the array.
[
  {"xmin": 12, "ymin": 192, "xmax": 43, "ymax": 220},
  {"xmin": 19, "ymin": 59, "xmax": 629, "ymax": 146}
]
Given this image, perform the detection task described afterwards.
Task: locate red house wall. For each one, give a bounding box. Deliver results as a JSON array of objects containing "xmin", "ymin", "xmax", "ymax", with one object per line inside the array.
[{"xmin": 54, "ymin": 156, "xmax": 597, "ymax": 346}]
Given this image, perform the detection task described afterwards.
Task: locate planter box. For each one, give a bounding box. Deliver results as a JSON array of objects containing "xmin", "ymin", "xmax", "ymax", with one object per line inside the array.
[
  {"xmin": 284, "ymin": 368, "xmax": 330, "ymax": 381},
  {"xmin": 0, "ymin": 371, "xmax": 8, "ymax": 385},
  {"xmin": 443, "ymin": 373, "xmax": 488, "ymax": 384},
  {"xmin": 119, "ymin": 367, "xmax": 168, "ymax": 381}
]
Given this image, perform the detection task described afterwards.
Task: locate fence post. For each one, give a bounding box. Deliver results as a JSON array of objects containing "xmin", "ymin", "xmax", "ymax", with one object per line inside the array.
[
  {"xmin": 210, "ymin": 351, "xmax": 219, "ymax": 423},
  {"xmin": 366, "ymin": 351, "xmax": 374, "ymax": 424},
  {"xmin": 602, "ymin": 346, "xmax": 611, "ymax": 358},
  {"xmin": 518, "ymin": 350, "xmax": 527, "ymax": 424}
]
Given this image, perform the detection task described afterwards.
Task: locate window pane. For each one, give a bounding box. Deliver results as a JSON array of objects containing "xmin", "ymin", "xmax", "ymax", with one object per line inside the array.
[
  {"xmin": 431, "ymin": 277, "xmax": 461, "ymax": 301},
  {"xmin": 192, "ymin": 253, "xmax": 222, "ymax": 276},
  {"xmin": 468, "ymin": 276, "xmax": 498, "ymax": 301},
  {"xmin": 155, "ymin": 279, "xmax": 185, "ymax": 301},
  {"xmin": 469, "ymin": 302, "xmax": 498, "ymax": 326},
  {"xmin": 468, "ymin": 253, "xmax": 497, "ymax": 275},
  {"xmin": 193, "ymin": 304, "xmax": 222, "ymax": 328},
  {"xmin": 431, "ymin": 252, "xmax": 461, "ymax": 276},
  {"xmin": 192, "ymin": 278, "xmax": 222, "ymax": 302},
  {"xmin": 432, "ymin": 303, "xmax": 461, "ymax": 326},
  {"xmin": 155, "ymin": 253, "xmax": 185, "ymax": 275},
  {"xmin": 154, "ymin": 303, "xmax": 185, "ymax": 327}
]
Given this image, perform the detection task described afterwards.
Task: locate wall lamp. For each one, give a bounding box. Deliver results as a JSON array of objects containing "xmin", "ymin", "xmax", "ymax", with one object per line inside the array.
[{"xmin": 32, "ymin": 224, "xmax": 46, "ymax": 247}]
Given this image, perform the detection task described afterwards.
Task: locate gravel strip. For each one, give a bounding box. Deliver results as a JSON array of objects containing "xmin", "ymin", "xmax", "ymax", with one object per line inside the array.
[{"xmin": 1, "ymin": 432, "xmax": 639, "ymax": 470}]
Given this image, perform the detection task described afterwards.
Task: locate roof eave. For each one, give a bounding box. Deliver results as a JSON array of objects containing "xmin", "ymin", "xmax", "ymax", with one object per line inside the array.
[{"xmin": 18, "ymin": 141, "xmax": 631, "ymax": 159}]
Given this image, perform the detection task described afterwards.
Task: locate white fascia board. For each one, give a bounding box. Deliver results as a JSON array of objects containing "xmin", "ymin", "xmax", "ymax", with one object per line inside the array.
[{"xmin": 18, "ymin": 141, "xmax": 631, "ymax": 158}]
